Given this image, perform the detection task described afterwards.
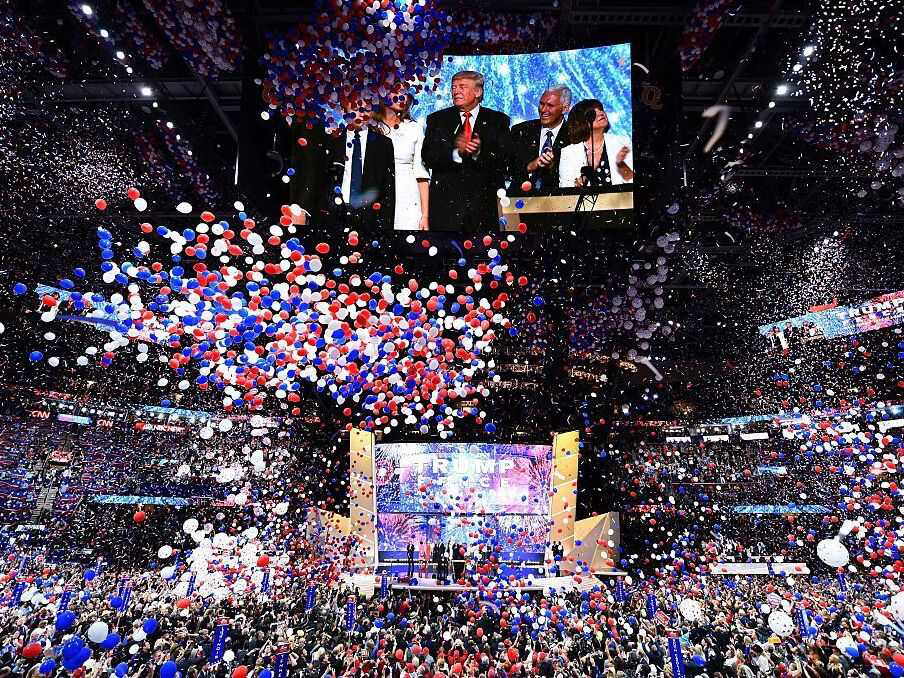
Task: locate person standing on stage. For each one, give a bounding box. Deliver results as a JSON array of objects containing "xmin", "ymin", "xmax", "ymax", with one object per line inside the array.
[
  {"xmin": 421, "ymin": 70, "xmax": 511, "ymax": 232},
  {"xmin": 406, "ymin": 542, "xmax": 415, "ymax": 579},
  {"xmin": 371, "ymin": 86, "xmax": 430, "ymax": 231},
  {"xmin": 509, "ymin": 86, "xmax": 572, "ymax": 194},
  {"xmin": 289, "ymin": 99, "xmax": 396, "ymax": 232},
  {"xmin": 558, "ymin": 99, "xmax": 633, "ymax": 188}
]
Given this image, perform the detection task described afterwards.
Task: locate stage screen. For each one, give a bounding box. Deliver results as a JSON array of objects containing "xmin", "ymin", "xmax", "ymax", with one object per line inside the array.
[
  {"xmin": 374, "ymin": 442, "xmax": 552, "ymax": 561},
  {"xmin": 409, "ymin": 43, "xmax": 634, "ymax": 230}
]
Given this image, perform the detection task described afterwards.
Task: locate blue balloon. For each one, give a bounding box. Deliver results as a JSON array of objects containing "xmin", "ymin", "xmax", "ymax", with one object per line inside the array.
[
  {"xmin": 12, "ymin": 282, "xmax": 27, "ymax": 295},
  {"xmin": 142, "ymin": 618, "xmax": 158, "ymax": 634},
  {"xmin": 109, "ymin": 595, "xmax": 124, "ymax": 609},
  {"xmin": 56, "ymin": 611, "xmax": 76, "ymax": 632},
  {"xmin": 692, "ymin": 656, "xmax": 706, "ymax": 667},
  {"xmin": 39, "ymin": 660, "xmax": 56, "ymax": 675},
  {"xmin": 115, "ymin": 663, "xmax": 129, "ymax": 677},
  {"xmin": 889, "ymin": 664, "xmax": 903, "ymax": 678},
  {"xmin": 100, "ymin": 633, "xmax": 121, "ymax": 651},
  {"xmin": 84, "ymin": 569, "xmax": 97, "ymax": 581},
  {"xmin": 29, "ymin": 351, "xmax": 44, "ymax": 362},
  {"xmin": 160, "ymin": 660, "xmax": 177, "ymax": 678},
  {"xmin": 259, "ymin": 671, "xmax": 272, "ymax": 678}
]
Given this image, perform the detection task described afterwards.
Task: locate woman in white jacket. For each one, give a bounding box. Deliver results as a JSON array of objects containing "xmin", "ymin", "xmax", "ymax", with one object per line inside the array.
[{"xmin": 558, "ymin": 99, "xmax": 634, "ymax": 189}]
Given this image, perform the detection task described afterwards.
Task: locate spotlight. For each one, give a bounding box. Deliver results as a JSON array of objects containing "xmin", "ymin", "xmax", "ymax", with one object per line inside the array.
[
  {"xmin": 139, "ymin": 86, "xmax": 152, "ymax": 97},
  {"xmin": 754, "ymin": 121, "xmax": 763, "ymax": 128},
  {"xmin": 81, "ymin": 4, "xmax": 92, "ymax": 15},
  {"xmin": 776, "ymin": 84, "xmax": 789, "ymax": 95}
]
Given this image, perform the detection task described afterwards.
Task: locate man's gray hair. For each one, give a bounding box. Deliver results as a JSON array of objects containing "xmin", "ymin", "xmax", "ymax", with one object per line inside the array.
[{"xmin": 544, "ymin": 85, "xmax": 573, "ymax": 108}]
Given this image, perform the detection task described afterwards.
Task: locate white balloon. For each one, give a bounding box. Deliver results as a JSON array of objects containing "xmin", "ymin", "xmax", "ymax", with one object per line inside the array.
[
  {"xmin": 158, "ymin": 545, "xmax": 173, "ymax": 559},
  {"xmin": 176, "ymin": 202, "xmax": 193, "ymax": 214},
  {"xmin": 768, "ymin": 610, "xmax": 794, "ymax": 637},
  {"xmin": 183, "ymin": 518, "xmax": 199, "ymax": 534},
  {"xmin": 134, "ymin": 198, "xmax": 148, "ymax": 212},
  {"xmin": 199, "ymin": 427, "xmax": 214, "ymax": 440},
  {"xmin": 87, "ymin": 621, "xmax": 109, "ymax": 643},
  {"xmin": 889, "ymin": 591, "xmax": 904, "ymax": 622},
  {"xmin": 218, "ymin": 419, "xmax": 234, "ymax": 432},
  {"xmin": 679, "ymin": 598, "xmax": 702, "ymax": 622},
  {"xmin": 132, "ymin": 630, "xmax": 146, "ymax": 642},
  {"xmin": 817, "ymin": 539, "xmax": 849, "ymax": 567},
  {"xmin": 223, "ymin": 650, "xmax": 235, "ymax": 662}
]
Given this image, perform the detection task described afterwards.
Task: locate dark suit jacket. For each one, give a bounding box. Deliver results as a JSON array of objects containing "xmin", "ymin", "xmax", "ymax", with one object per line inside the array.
[
  {"xmin": 421, "ymin": 106, "xmax": 510, "ymax": 232},
  {"xmin": 290, "ymin": 123, "xmax": 395, "ymax": 231},
  {"xmin": 508, "ymin": 118, "xmax": 570, "ymax": 195}
]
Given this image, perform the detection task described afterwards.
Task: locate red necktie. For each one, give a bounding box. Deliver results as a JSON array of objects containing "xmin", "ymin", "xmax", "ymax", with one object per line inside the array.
[{"xmin": 462, "ymin": 111, "xmax": 472, "ymax": 143}]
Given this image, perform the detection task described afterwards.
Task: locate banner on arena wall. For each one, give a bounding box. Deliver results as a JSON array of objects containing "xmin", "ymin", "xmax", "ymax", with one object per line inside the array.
[
  {"xmin": 345, "ymin": 598, "xmax": 356, "ymax": 632},
  {"xmin": 732, "ymin": 505, "xmax": 830, "ymax": 514},
  {"xmin": 210, "ymin": 619, "xmax": 230, "ymax": 662},
  {"xmin": 758, "ymin": 289, "xmax": 904, "ymax": 349},
  {"xmin": 667, "ymin": 634, "xmax": 685, "ymax": 678},
  {"xmin": 57, "ymin": 590, "xmax": 73, "ymax": 612},
  {"xmin": 305, "ymin": 585, "xmax": 316, "ymax": 611},
  {"xmin": 92, "ymin": 495, "xmax": 192, "ymax": 506},
  {"xmin": 274, "ymin": 646, "xmax": 290, "ymax": 678}
]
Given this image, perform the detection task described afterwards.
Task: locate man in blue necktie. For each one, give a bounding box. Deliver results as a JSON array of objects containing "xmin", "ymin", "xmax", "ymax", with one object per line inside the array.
[
  {"xmin": 289, "ymin": 99, "xmax": 395, "ymax": 233},
  {"xmin": 508, "ymin": 86, "xmax": 572, "ymax": 195}
]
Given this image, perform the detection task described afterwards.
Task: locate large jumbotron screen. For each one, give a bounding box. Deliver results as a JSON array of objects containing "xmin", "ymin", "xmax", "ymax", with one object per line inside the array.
[
  {"xmin": 409, "ymin": 43, "xmax": 634, "ymax": 229},
  {"xmin": 374, "ymin": 442, "xmax": 552, "ymax": 561}
]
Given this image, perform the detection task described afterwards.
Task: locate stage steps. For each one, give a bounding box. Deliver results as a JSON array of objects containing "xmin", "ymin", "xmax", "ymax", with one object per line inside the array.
[{"xmin": 30, "ymin": 485, "xmax": 58, "ymax": 522}]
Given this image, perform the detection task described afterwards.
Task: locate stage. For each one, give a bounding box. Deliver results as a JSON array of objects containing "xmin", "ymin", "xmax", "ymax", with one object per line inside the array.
[{"xmin": 341, "ymin": 569, "xmax": 629, "ymax": 597}]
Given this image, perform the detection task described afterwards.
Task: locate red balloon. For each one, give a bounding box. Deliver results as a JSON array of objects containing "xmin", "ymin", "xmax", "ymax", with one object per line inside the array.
[
  {"xmin": 507, "ymin": 648, "xmax": 519, "ymax": 663},
  {"xmin": 315, "ymin": 242, "xmax": 330, "ymax": 254},
  {"xmin": 257, "ymin": 555, "xmax": 270, "ymax": 567},
  {"xmin": 176, "ymin": 598, "xmax": 190, "ymax": 609},
  {"xmin": 232, "ymin": 666, "xmax": 248, "ymax": 678},
  {"xmin": 133, "ymin": 510, "xmax": 146, "ymax": 523},
  {"xmin": 95, "ymin": 198, "xmax": 107, "ymax": 210},
  {"xmin": 22, "ymin": 643, "xmax": 42, "ymax": 659}
]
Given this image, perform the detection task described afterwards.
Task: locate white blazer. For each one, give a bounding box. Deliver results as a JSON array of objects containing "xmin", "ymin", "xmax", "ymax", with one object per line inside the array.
[{"xmin": 558, "ymin": 133, "xmax": 633, "ymax": 187}]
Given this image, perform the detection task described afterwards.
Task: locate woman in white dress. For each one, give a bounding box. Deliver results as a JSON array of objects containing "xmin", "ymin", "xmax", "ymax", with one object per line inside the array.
[
  {"xmin": 558, "ymin": 99, "xmax": 634, "ymax": 189},
  {"xmin": 371, "ymin": 90, "xmax": 430, "ymax": 230}
]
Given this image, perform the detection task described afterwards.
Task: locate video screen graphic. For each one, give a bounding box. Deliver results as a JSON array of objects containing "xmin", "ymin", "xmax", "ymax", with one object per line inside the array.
[
  {"xmin": 374, "ymin": 442, "xmax": 552, "ymax": 560},
  {"xmin": 758, "ymin": 290, "xmax": 904, "ymax": 352},
  {"xmin": 411, "ymin": 44, "xmax": 632, "ymax": 138},
  {"xmin": 411, "ymin": 44, "xmax": 634, "ymax": 229}
]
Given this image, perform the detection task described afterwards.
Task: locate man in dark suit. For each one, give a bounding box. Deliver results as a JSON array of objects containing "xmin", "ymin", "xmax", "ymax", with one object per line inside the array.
[
  {"xmin": 421, "ymin": 71, "xmax": 510, "ymax": 232},
  {"xmin": 289, "ymin": 103, "xmax": 395, "ymax": 233},
  {"xmin": 508, "ymin": 86, "xmax": 572, "ymax": 194}
]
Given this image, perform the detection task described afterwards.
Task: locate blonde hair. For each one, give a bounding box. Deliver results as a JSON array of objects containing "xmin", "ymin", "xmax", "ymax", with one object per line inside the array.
[{"xmin": 451, "ymin": 70, "xmax": 485, "ymax": 101}]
